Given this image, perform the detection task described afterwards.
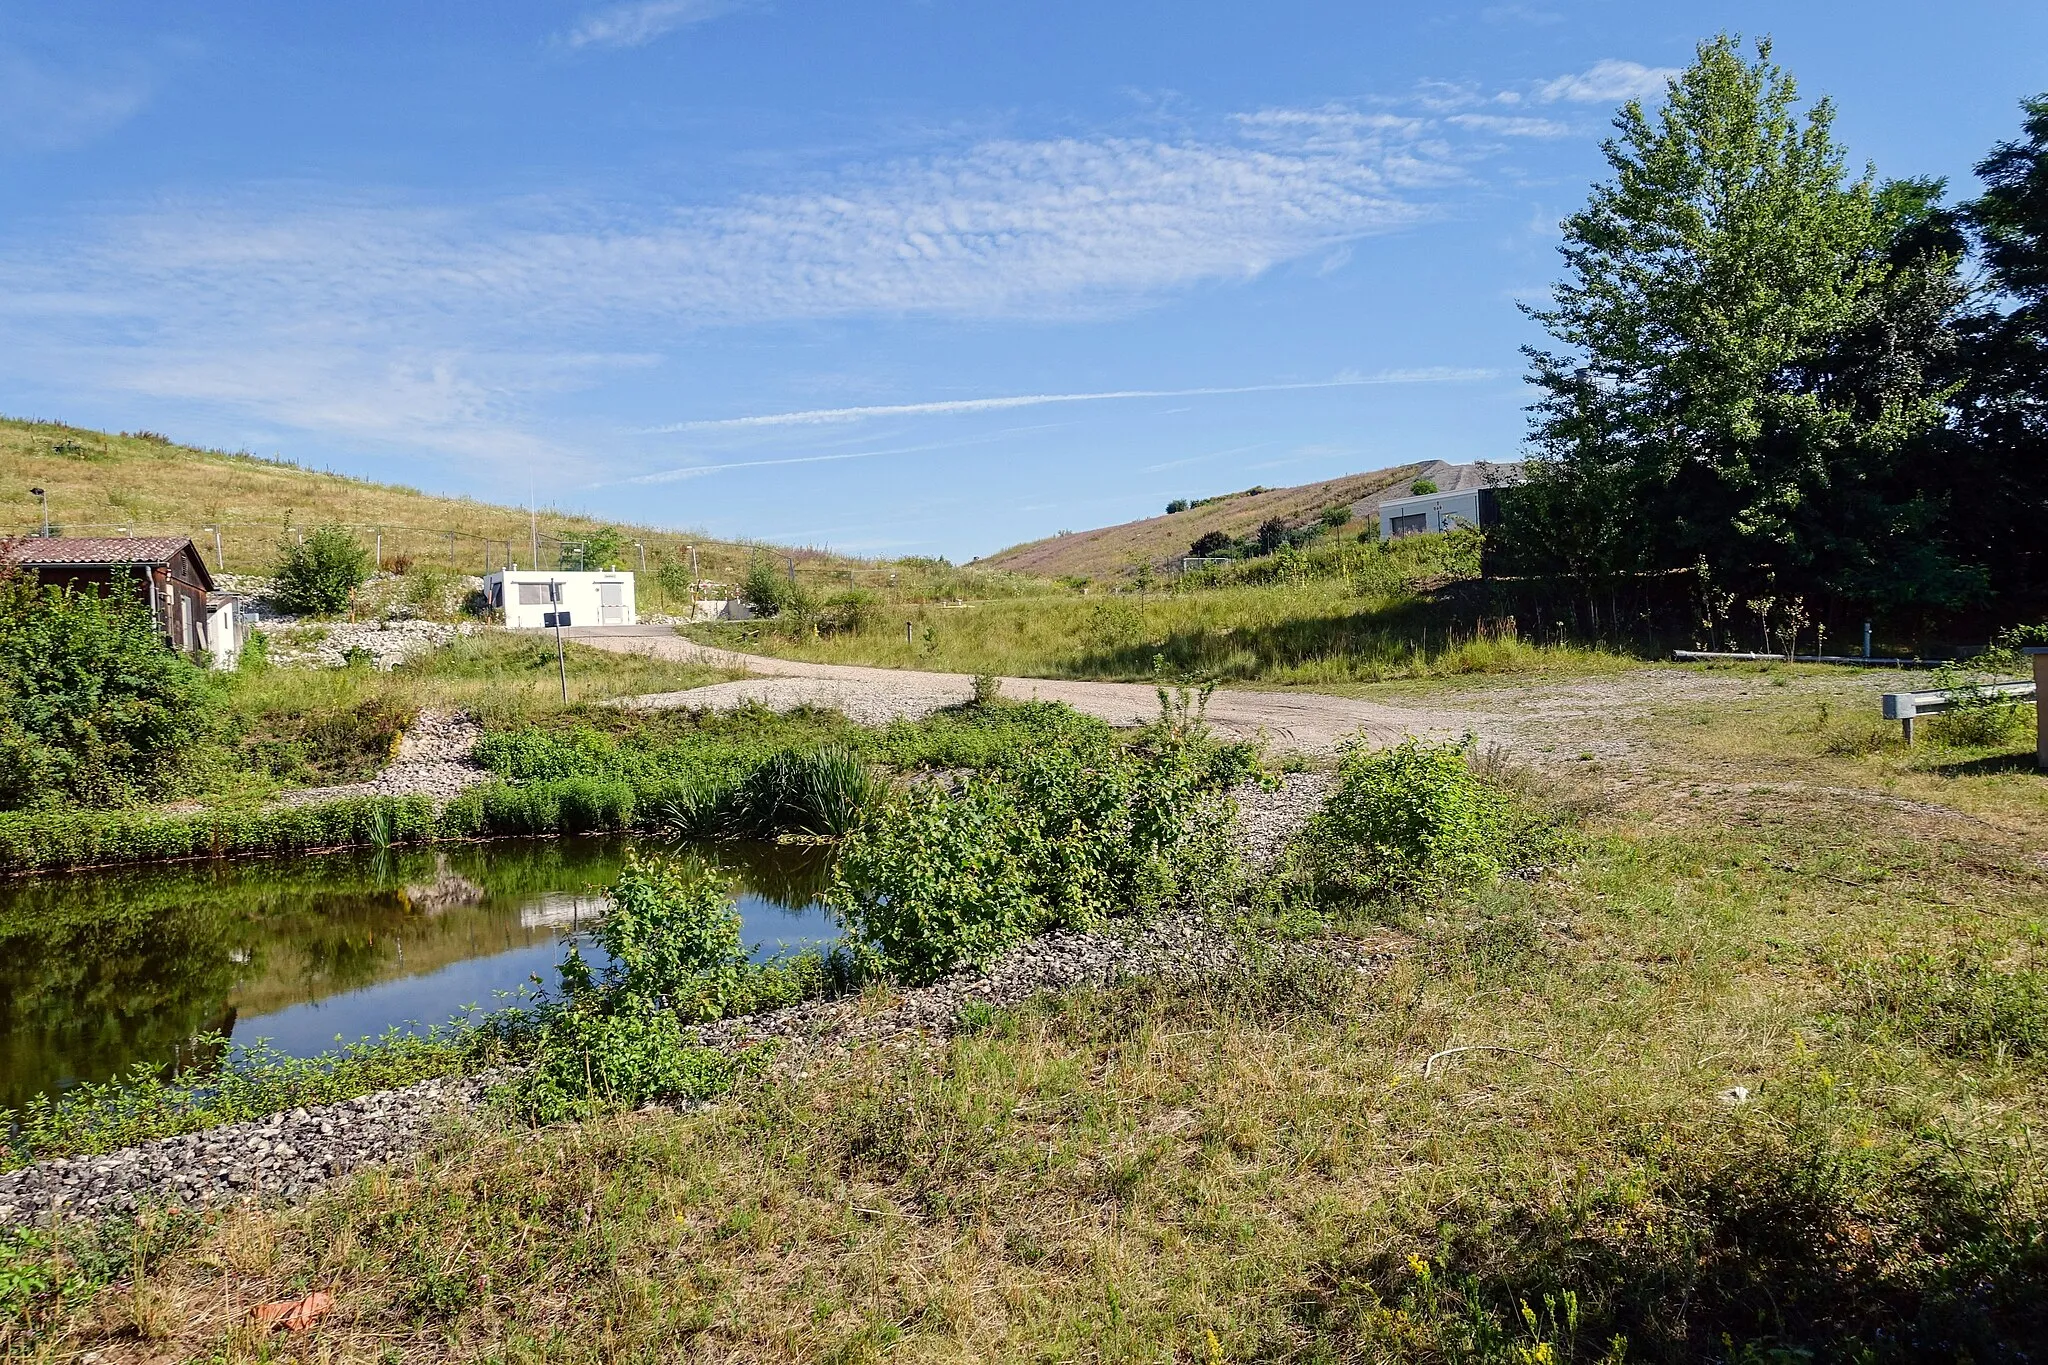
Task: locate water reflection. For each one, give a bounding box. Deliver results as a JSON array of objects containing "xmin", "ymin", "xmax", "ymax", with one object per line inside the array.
[{"xmin": 0, "ymin": 837, "xmax": 836, "ymax": 1110}]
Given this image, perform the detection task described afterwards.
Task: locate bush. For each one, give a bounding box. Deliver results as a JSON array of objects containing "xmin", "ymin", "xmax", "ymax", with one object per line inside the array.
[
  {"xmin": 830, "ymin": 779, "xmax": 1041, "ymax": 984},
  {"xmin": 741, "ymin": 557, "xmax": 790, "ymax": 616},
  {"xmin": 1293, "ymin": 736, "xmax": 1513, "ymax": 905},
  {"xmin": 832, "ymin": 733, "xmax": 1241, "ymax": 983},
  {"xmin": 272, "ymin": 524, "xmax": 372, "ymax": 616},
  {"xmin": 0, "ymin": 571, "xmax": 218, "ymax": 810},
  {"xmin": 492, "ymin": 855, "xmax": 818, "ymax": 1123}
]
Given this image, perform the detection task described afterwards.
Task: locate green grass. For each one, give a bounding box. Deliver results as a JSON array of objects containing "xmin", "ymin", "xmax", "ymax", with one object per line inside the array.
[
  {"xmin": 691, "ymin": 535, "xmax": 1635, "ymax": 685},
  {"xmin": 10, "ymin": 687, "xmax": 2046, "ymax": 1359},
  {"xmin": 194, "ymin": 632, "xmax": 739, "ymax": 800}
]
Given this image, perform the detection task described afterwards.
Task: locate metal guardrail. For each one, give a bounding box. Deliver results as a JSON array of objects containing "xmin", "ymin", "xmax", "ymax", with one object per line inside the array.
[
  {"xmin": 1672, "ymin": 650, "xmax": 1939, "ymax": 668},
  {"xmin": 1882, "ymin": 681, "xmax": 2036, "ymax": 744}
]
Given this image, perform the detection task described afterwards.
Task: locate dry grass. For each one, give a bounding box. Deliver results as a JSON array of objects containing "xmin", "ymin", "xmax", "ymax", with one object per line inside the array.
[
  {"xmin": 694, "ymin": 579, "xmax": 1637, "ymax": 686},
  {"xmin": 16, "ymin": 682, "xmax": 2048, "ymax": 1361},
  {"xmin": 0, "ymin": 417, "xmax": 854, "ymax": 585},
  {"xmin": 979, "ymin": 465, "xmax": 1426, "ymax": 579}
]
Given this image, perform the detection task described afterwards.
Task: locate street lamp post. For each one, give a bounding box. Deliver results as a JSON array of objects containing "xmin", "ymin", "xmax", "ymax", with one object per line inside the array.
[{"xmin": 28, "ymin": 487, "xmax": 48, "ymax": 537}]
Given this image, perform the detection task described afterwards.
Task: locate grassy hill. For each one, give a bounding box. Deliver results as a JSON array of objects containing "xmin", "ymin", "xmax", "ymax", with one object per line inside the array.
[
  {"xmin": 977, "ymin": 463, "xmax": 1430, "ymax": 580},
  {"xmin": 0, "ymin": 417, "xmax": 830, "ymax": 588}
]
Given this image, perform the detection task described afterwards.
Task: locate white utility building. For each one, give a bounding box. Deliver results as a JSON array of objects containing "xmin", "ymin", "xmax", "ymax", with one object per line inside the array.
[
  {"xmin": 484, "ymin": 569, "xmax": 637, "ymax": 629},
  {"xmin": 1374, "ymin": 462, "xmax": 1516, "ymax": 541}
]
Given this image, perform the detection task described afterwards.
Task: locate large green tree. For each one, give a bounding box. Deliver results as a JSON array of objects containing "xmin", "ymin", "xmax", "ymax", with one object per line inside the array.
[
  {"xmin": 1953, "ymin": 94, "xmax": 2048, "ymax": 616},
  {"xmin": 1498, "ymin": 36, "xmax": 1975, "ymax": 616}
]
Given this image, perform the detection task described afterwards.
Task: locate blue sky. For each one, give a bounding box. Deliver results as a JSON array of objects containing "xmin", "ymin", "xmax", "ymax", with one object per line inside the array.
[{"xmin": 2, "ymin": 2, "xmax": 2043, "ymax": 560}]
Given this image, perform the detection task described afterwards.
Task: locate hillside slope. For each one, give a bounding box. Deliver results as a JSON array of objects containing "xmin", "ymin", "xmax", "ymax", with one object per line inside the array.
[
  {"xmin": 978, "ymin": 462, "xmax": 1430, "ymax": 579},
  {"xmin": 0, "ymin": 417, "xmax": 816, "ymax": 584}
]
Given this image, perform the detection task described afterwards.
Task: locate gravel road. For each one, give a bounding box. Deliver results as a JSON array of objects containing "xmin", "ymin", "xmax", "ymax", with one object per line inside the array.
[
  {"xmin": 573, "ymin": 624, "xmax": 1899, "ymax": 771},
  {"xmin": 582, "ymin": 626, "xmax": 1479, "ymax": 754}
]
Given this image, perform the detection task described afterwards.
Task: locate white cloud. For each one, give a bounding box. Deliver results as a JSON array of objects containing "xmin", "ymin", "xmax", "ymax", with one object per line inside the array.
[
  {"xmin": 1446, "ymin": 113, "xmax": 1571, "ymax": 138},
  {"xmin": 0, "ymin": 48, "xmax": 151, "ymax": 152},
  {"xmin": 0, "ymin": 104, "xmax": 1509, "ymax": 463},
  {"xmin": 1537, "ymin": 59, "xmax": 1677, "ymax": 105},
  {"xmin": 655, "ymin": 371, "xmax": 1492, "ymax": 431},
  {"xmin": 563, "ymin": 0, "xmax": 745, "ymax": 50}
]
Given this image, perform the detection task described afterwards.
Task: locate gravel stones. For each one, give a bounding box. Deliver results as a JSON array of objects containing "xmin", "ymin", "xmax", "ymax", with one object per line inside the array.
[
  {"xmin": 272, "ymin": 710, "xmax": 489, "ymax": 807},
  {"xmin": 261, "ymin": 617, "xmax": 479, "ymax": 670},
  {"xmin": 0, "ymin": 1075, "xmax": 489, "ymax": 1227}
]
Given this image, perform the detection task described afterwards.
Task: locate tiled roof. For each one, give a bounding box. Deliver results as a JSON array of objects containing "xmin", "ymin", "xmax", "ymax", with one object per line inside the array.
[{"xmin": 3, "ymin": 536, "xmax": 197, "ymax": 566}]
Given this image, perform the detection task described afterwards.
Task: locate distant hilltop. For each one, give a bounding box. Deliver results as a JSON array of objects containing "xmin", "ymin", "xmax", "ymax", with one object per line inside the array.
[{"xmin": 978, "ymin": 461, "xmax": 1507, "ymax": 580}]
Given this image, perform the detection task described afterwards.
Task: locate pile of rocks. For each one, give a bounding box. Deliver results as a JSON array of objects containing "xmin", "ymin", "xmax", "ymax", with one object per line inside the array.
[
  {"xmin": 274, "ymin": 710, "xmax": 489, "ymax": 806},
  {"xmin": 0, "ymin": 1075, "xmax": 488, "ymax": 1225},
  {"xmin": 260, "ymin": 617, "xmax": 478, "ymax": 670}
]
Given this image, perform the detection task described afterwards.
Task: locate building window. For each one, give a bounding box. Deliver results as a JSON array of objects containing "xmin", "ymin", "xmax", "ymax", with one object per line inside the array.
[
  {"xmin": 517, "ymin": 582, "xmax": 553, "ymax": 605},
  {"xmin": 1390, "ymin": 513, "xmax": 1429, "ymax": 538}
]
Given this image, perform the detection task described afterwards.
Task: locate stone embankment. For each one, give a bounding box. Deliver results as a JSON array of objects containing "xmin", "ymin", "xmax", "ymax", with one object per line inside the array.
[
  {"xmin": 261, "ymin": 617, "xmax": 478, "ymax": 670},
  {"xmin": 0, "ymin": 777, "xmax": 1336, "ymax": 1227},
  {"xmin": 273, "ymin": 710, "xmax": 490, "ymax": 807}
]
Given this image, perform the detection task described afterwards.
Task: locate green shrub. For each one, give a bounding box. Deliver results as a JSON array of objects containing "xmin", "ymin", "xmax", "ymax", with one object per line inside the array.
[
  {"xmin": 1295, "ymin": 736, "xmax": 1513, "ymax": 905},
  {"xmin": 493, "ymin": 855, "xmax": 819, "ymax": 1123},
  {"xmin": 831, "ymin": 779, "xmax": 1040, "ymax": 984},
  {"xmin": 741, "ymin": 556, "xmax": 790, "ymax": 616},
  {"xmin": 501, "ymin": 1003, "xmax": 763, "ymax": 1126},
  {"xmin": 0, "ymin": 571, "xmax": 218, "ymax": 810},
  {"xmin": 271, "ymin": 523, "xmax": 372, "ymax": 616},
  {"xmin": 832, "ymin": 734, "xmax": 1241, "ymax": 984}
]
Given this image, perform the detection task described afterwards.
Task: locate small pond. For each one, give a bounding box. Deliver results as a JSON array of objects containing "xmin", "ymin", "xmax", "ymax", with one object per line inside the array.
[{"xmin": 0, "ymin": 837, "xmax": 838, "ymax": 1111}]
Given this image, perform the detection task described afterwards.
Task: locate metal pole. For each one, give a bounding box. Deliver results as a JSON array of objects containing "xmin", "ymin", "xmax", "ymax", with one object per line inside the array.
[
  {"xmin": 1863, "ymin": 620, "xmax": 1872, "ymax": 659},
  {"xmin": 447, "ymin": 531, "xmax": 455, "ymax": 567},
  {"xmin": 206, "ymin": 525, "xmax": 223, "ymax": 570},
  {"xmin": 375, "ymin": 530, "xmax": 382, "ymax": 572},
  {"xmin": 906, "ymin": 621, "xmax": 914, "ymax": 649},
  {"xmin": 553, "ymin": 579, "xmax": 568, "ymax": 702}
]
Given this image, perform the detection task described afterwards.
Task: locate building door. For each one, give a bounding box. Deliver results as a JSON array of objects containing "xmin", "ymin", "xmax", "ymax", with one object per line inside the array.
[{"xmin": 599, "ymin": 581, "xmax": 625, "ymax": 624}]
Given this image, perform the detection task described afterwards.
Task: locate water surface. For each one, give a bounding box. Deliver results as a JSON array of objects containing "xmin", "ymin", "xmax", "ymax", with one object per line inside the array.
[{"xmin": 0, "ymin": 837, "xmax": 836, "ymax": 1110}]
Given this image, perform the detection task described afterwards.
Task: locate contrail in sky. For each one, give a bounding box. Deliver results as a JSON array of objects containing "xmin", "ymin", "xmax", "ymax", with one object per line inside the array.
[{"xmin": 649, "ymin": 367, "xmax": 1495, "ymax": 431}]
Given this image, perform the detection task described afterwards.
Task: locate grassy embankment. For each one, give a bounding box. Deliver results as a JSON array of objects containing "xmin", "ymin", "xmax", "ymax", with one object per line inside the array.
[
  {"xmin": 694, "ymin": 529, "xmax": 1636, "ymax": 685},
  {"xmin": 9, "ymin": 671, "xmax": 2046, "ymax": 1359}
]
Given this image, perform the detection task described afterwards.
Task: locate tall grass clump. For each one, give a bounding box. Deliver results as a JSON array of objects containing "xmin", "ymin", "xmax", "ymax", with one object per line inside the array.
[{"xmin": 1839, "ymin": 950, "xmax": 2048, "ymax": 1060}]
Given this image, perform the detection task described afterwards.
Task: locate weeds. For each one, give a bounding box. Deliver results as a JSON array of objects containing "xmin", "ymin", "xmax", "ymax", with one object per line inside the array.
[{"xmin": 1838, "ymin": 949, "xmax": 2048, "ymax": 1060}]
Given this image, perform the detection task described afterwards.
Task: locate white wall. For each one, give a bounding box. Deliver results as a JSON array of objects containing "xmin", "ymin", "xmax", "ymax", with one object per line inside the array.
[
  {"xmin": 484, "ymin": 570, "xmax": 637, "ymax": 629},
  {"xmin": 1376, "ymin": 489, "xmax": 1486, "ymax": 541}
]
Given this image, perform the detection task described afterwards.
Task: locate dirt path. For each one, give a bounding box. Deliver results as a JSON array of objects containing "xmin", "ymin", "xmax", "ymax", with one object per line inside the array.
[{"xmin": 568, "ymin": 625, "xmax": 1893, "ymax": 764}]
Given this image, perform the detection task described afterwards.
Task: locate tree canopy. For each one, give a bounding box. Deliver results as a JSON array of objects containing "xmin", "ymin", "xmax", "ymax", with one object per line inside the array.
[{"xmin": 1493, "ymin": 35, "xmax": 2045, "ymax": 631}]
